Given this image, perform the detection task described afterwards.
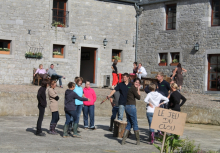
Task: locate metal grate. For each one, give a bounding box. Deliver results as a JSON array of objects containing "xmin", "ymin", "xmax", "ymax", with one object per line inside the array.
[{"xmin": 52, "ymin": 9, "xmax": 69, "ymax": 27}]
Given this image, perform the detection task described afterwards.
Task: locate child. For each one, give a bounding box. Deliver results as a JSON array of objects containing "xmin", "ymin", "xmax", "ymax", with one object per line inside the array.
[
  {"xmin": 63, "ymin": 82, "xmax": 90, "ymax": 137},
  {"xmin": 48, "ymin": 80, "xmax": 60, "ymax": 135},
  {"xmin": 69, "ymin": 76, "xmax": 80, "ymax": 132},
  {"xmin": 109, "ymin": 88, "xmax": 120, "ymax": 131},
  {"xmin": 144, "ymin": 83, "xmax": 169, "ymax": 145},
  {"xmin": 36, "ymin": 79, "xmax": 50, "ymax": 136},
  {"xmin": 83, "ymin": 80, "xmax": 97, "ymax": 130}
]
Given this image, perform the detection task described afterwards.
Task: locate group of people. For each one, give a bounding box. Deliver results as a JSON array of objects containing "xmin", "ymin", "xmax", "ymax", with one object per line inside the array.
[
  {"xmin": 109, "ymin": 60, "xmax": 187, "ymax": 145},
  {"xmin": 36, "ymin": 76, "xmax": 97, "ymax": 137},
  {"xmin": 35, "ymin": 61, "xmax": 187, "ymax": 146},
  {"xmin": 111, "ymin": 60, "xmax": 147, "ymax": 89}
]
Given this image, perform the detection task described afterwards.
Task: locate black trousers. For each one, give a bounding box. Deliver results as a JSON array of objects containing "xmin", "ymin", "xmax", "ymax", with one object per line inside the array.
[
  {"xmin": 51, "ymin": 111, "xmax": 60, "ymax": 124},
  {"xmin": 36, "ymin": 104, "xmax": 45, "ymax": 134}
]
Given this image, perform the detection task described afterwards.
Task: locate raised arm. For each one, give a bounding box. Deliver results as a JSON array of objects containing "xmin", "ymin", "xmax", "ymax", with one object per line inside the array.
[
  {"xmin": 182, "ymin": 68, "xmax": 187, "ymax": 73},
  {"xmin": 48, "ymin": 88, "xmax": 58, "ymax": 98},
  {"xmin": 73, "ymin": 92, "xmax": 88, "ymax": 101},
  {"xmin": 132, "ymin": 86, "xmax": 141, "ymax": 100},
  {"xmin": 172, "ymin": 68, "xmax": 178, "ymax": 78}
]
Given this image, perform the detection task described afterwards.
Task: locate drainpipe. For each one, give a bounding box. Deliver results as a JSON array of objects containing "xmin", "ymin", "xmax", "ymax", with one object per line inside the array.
[{"xmin": 134, "ymin": 3, "xmax": 143, "ymax": 62}]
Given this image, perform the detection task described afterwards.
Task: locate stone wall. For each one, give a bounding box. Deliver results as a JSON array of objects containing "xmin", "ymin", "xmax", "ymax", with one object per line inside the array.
[
  {"xmin": 138, "ymin": 0, "xmax": 220, "ymax": 93},
  {"xmin": 0, "ymin": 0, "xmax": 136, "ymax": 86},
  {"xmin": 1, "ymin": 87, "xmax": 220, "ymax": 125}
]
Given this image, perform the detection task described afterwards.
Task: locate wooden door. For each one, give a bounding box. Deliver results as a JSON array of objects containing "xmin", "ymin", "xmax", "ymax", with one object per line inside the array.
[{"xmin": 208, "ymin": 54, "xmax": 220, "ymax": 91}]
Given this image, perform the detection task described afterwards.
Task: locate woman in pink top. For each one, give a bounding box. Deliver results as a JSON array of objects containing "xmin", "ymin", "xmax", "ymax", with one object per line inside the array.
[
  {"xmin": 83, "ymin": 80, "xmax": 97, "ymax": 129},
  {"xmin": 34, "ymin": 64, "xmax": 47, "ymax": 80}
]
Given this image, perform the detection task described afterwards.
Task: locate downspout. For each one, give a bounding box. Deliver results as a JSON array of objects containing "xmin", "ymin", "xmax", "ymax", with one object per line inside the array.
[{"xmin": 134, "ymin": 3, "xmax": 143, "ymax": 62}]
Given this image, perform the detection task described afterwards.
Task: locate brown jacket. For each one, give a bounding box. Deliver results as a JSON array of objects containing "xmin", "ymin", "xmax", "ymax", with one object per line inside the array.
[{"xmin": 48, "ymin": 88, "xmax": 58, "ymax": 112}]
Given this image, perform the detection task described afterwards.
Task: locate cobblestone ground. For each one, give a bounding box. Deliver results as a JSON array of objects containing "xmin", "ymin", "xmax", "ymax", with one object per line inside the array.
[
  {"xmin": 0, "ymin": 116, "xmax": 220, "ymax": 153},
  {"xmin": 0, "ymin": 84, "xmax": 220, "ymax": 109}
]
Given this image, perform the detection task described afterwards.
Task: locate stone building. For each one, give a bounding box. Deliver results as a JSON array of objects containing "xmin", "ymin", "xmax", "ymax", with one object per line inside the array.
[
  {"xmin": 137, "ymin": 0, "xmax": 220, "ymax": 93},
  {"xmin": 0, "ymin": 0, "xmax": 136, "ymax": 87}
]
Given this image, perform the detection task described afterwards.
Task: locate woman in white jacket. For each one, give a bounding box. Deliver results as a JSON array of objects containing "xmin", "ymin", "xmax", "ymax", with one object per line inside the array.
[{"xmin": 144, "ymin": 83, "xmax": 169, "ymax": 145}]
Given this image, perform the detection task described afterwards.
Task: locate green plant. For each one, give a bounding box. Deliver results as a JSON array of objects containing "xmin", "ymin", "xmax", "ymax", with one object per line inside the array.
[
  {"xmin": 172, "ymin": 59, "xmax": 179, "ymax": 63},
  {"xmin": 52, "ymin": 20, "xmax": 65, "ymax": 27},
  {"xmin": 53, "ymin": 51, "xmax": 63, "ymax": 55},
  {"xmin": 113, "ymin": 56, "xmax": 121, "ymax": 60},
  {"xmin": 160, "ymin": 59, "xmax": 166, "ymax": 63},
  {"xmin": 0, "ymin": 48, "xmax": 10, "ymax": 51},
  {"xmin": 25, "ymin": 52, "xmax": 42, "ymax": 59},
  {"xmin": 181, "ymin": 138, "xmax": 201, "ymax": 153},
  {"xmin": 153, "ymin": 133, "xmax": 184, "ymax": 153}
]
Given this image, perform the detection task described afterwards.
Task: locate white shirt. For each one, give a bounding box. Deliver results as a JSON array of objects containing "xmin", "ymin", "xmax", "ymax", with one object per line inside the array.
[
  {"xmin": 144, "ymin": 91, "xmax": 169, "ymax": 113},
  {"xmin": 138, "ymin": 66, "xmax": 147, "ymax": 75}
]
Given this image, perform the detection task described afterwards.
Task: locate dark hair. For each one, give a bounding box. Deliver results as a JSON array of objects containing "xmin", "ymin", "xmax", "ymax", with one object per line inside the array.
[
  {"xmin": 41, "ymin": 79, "xmax": 50, "ymax": 87},
  {"xmin": 50, "ymin": 64, "xmax": 54, "ymax": 66},
  {"xmin": 133, "ymin": 78, "xmax": 141, "ymax": 84},
  {"xmin": 133, "ymin": 62, "xmax": 137, "ymax": 66},
  {"xmin": 68, "ymin": 82, "xmax": 76, "ymax": 88},
  {"xmin": 113, "ymin": 59, "xmax": 118, "ymax": 65},
  {"xmin": 86, "ymin": 80, "xmax": 90, "ymax": 83},
  {"xmin": 139, "ymin": 63, "xmax": 142, "ymax": 66},
  {"xmin": 177, "ymin": 63, "xmax": 182, "ymax": 68},
  {"xmin": 123, "ymin": 73, "xmax": 129, "ymax": 78},
  {"xmin": 74, "ymin": 76, "xmax": 79, "ymax": 82}
]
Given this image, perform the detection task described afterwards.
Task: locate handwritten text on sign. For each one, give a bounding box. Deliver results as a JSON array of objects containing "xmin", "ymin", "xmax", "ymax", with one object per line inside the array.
[{"xmin": 151, "ymin": 108, "xmax": 187, "ymax": 136}]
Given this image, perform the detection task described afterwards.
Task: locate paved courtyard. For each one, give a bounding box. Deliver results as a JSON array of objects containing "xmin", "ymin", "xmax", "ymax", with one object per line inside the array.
[{"xmin": 0, "ymin": 116, "xmax": 220, "ymax": 153}]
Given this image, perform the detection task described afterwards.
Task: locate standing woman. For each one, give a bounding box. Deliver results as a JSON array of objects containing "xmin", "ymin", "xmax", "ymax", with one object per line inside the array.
[
  {"xmin": 63, "ymin": 82, "xmax": 90, "ymax": 138},
  {"xmin": 171, "ymin": 63, "xmax": 187, "ymax": 91},
  {"xmin": 36, "ymin": 79, "xmax": 50, "ymax": 136},
  {"xmin": 83, "ymin": 80, "xmax": 97, "ymax": 129},
  {"xmin": 111, "ymin": 59, "xmax": 118, "ymax": 89},
  {"xmin": 133, "ymin": 62, "xmax": 138, "ymax": 74},
  {"xmin": 74, "ymin": 77, "xmax": 84, "ymax": 128},
  {"xmin": 48, "ymin": 80, "xmax": 60, "ymax": 135},
  {"xmin": 169, "ymin": 83, "xmax": 187, "ymax": 112},
  {"xmin": 121, "ymin": 78, "xmax": 141, "ymax": 145}
]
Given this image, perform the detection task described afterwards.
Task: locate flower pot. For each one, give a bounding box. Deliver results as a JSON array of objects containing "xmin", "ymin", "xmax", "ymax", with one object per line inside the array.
[
  {"xmin": 0, "ymin": 50, "xmax": 10, "ymax": 55},
  {"xmin": 159, "ymin": 62, "xmax": 167, "ymax": 66},
  {"xmin": 112, "ymin": 59, "xmax": 121, "ymax": 62},
  {"xmin": 170, "ymin": 63, "xmax": 179, "ymax": 66},
  {"xmin": 53, "ymin": 55, "xmax": 64, "ymax": 58},
  {"xmin": 57, "ymin": 25, "xmax": 64, "ymax": 27}
]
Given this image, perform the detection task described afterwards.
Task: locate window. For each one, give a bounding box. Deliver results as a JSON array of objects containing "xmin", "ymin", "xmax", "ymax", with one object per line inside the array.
[
  {"xmin": 0, "ymin": 40, "xmax": 11, "ymax": 55},
  {"xmin": 159, "ymin": 53, "xmax": 168, "ymax": 66},
  {"xmin": 52, "ymin": 0, "xmax": 69, "ymax": 27},
  {"xmin": 166, "ymin": 4, "xmax": 176, "ymax": 30},
  {"xmin": 53, "ymin": 45, "xmax": 64, "ymax": 58},
  {"xmin": 112, "ymin": 49, "xmax": 122, "ymax": 62},
  {"xmin": 212, "ymin": 0, "xmax": 220, "ymax": 26},
  {"xmin": 170, "ymin": 52, "xmax": 179, "ymax": 66}
]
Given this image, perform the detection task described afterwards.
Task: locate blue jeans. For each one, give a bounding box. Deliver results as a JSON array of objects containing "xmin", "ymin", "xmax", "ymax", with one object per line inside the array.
[
  {"xmin": 111, "ymin": 106, "xmax": 119, "ymax": 120},
  {"xmin": 147, "ymin": 112, "xmax": 154, "ymax": 132},
  {"xmin": 125, "ymin": 105, "xmax": 138, "ymax": 131},
  {"xmin": 75, "ymin": 105, "xmax": 83, "ymax": 124},
  {"xmin": 51, "ymin": 74, "xmax": 63, "ymax": 86},
  {"xmin": 118, "ymin": 105, "xmax": 125, "ymax": 121},
  {"xmin": 65, "ymin": 110, "xmax": 77, "ymax": 125},
  {"xmin": 51, "ymin": 111, "xmax": 59, "ymax": 124},
  {"xmin": 83, "ymin": 105, "xmax": 95, "ymax": 128}
]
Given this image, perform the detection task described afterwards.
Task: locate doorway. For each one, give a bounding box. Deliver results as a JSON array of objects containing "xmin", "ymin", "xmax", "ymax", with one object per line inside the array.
[
  {"xmin": 208, "ymin": 54, "xmax": 220, "ymax": 91},
  {"xmin": 80, "ymin": 47, "xmax": 97, "ymax": 83}
]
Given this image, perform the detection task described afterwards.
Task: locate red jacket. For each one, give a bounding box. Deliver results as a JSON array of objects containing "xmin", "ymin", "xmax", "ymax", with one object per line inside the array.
[{"xmin": 83, "ymin": 87, "xmax": 97, "ymax": 106}]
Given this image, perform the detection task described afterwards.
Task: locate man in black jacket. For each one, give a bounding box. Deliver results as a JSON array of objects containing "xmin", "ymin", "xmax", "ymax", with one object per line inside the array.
[{"xmin": 36, "ymin": 79, "xmax": 50, "ymax": 136}]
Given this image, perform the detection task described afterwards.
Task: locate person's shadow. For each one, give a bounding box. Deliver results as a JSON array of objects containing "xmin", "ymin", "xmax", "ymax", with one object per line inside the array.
[
  {"xmin": 97, "ymin": 125, "xmax": 156, "ymax": 145},
  {"xmin": 26, "ymin": 125, "xmax": 63, "ymax": 137}
]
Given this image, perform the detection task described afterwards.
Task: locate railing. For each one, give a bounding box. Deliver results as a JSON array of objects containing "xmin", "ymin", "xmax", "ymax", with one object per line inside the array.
[{"xmin": 52, "ymin": 9, "xmax": 69, "ymax": 27}]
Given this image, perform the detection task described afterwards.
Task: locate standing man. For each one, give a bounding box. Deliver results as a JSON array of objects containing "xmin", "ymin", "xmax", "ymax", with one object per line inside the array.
[
  {"xmin": 47, "ymin": 64, "xmax": 65, "ymax": 88},
  {"xmin": 107, "ymin": 73, "xmax": 132, "ymax": 121},
  {"xmin": 156, "ymin": 72, "xmax": 171, "ymax": 108},
  {"xmin": 136, "ymin": 63, "xmax": 147, "ymax": 79}
]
